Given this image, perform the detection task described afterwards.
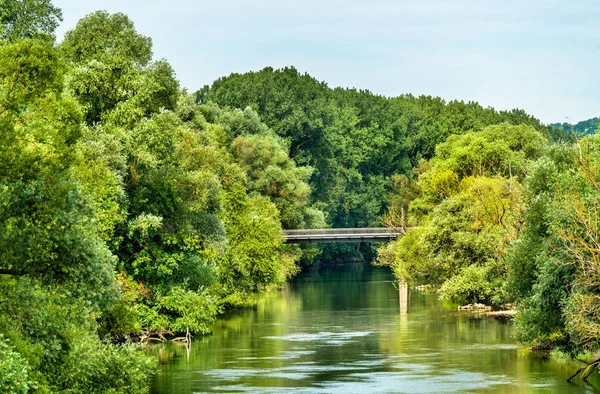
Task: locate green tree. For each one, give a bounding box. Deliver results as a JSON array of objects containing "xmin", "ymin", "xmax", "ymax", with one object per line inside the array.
[
  {"xmin": 382, "ymin": 124, "xmax": 548, "ymax": 305},
  {"xmin": 231, "ymin": 130, "xmax": 316, "ymax": 229},
  {"xmin": 0, "ymin": 36, "xmax": 156, "ymax": 392},
  {"xmin": 0, "ymin": 38, "xmax": 114, "ymax": 298},
  {"xmin": 508, "ymin": 137, "xmax": 600, "ymax": 363},
  {"xmin": 0, "ymin": 0, "xmax": 62, "ymax": 42},
  {"xmin": 60, "ymin": 11, "xmax": 178, "ymax": 125}
]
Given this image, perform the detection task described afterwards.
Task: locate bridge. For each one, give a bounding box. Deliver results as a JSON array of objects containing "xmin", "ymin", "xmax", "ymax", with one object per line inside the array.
[{"xmin": 282, "ymin": 227, "xmax": 406, "ymax": 244}]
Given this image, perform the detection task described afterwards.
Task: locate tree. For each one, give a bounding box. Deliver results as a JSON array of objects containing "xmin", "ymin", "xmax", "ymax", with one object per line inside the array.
[
  {"xmin": 0, "ymin": 38, "xmax": 114, "ymax": 297},
  {"xmin": 0, "ymin": 36, "xmax": 156, "ymax": 392},
  {"xmin": 230, "ymin": 129, "xmax": 316, "ymax": 229},
  {"xmin": 60, "ymin": 11, "xmax": 178, "ymax": 125},
  {"xmin": 0, "ymin": 0, "xmax": 62, "ymax": 42},
  {"xmin": 508, "ymin": 136, "xmax": 600, "ymax": 371},
  {"xmin": 381, "ymin": 124, "xmax": 547, "ymax": 306}
]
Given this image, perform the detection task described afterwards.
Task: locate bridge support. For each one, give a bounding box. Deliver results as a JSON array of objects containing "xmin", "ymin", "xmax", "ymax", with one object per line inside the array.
[{"xmin": 399, "ymin": 280, "xmax": 408, "ymax": 315}]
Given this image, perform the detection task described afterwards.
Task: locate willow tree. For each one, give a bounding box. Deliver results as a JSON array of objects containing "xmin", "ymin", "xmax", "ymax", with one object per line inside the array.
[{"xmin": 379, "ymin": 123, "xmax": 548, "ymax": 305}]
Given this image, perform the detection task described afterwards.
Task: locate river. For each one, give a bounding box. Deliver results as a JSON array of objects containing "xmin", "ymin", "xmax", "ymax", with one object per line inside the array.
[{"xmin": 150, "ymin": 263, "xmax": 599, "ymax": 393}]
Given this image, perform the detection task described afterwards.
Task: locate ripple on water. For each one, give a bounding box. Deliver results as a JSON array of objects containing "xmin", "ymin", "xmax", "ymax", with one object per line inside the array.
[
  {"xmin": 340, "ymin": 359, "xmax": 387, "ymax": 368},
  {"xmin": 464, "ymin": 343, "xmax": 519, "ymax": 350},
  {"xmin": 391, "ymin": 363, "xmax": 436, "ymax": 373},
  {"xmin": 263, "ymin": 331, "xmax": 372, "ymax": 345},
  {"xmin": 279, "ymin": 364, "xmax": 367, "ymax": 373},
  {"xmin": 200, "ymin": 362, "xmax": 373, "ymax": 384},
  {"xmin": 313, "ymin": 370, "xmax": 513, "ymax": 393},
  {"xmin": 390, "ymin": 351, "xmax": 443, "ymax": 359},
  {"xmin": 262, "ymin": 350, "xmax": 317, "ymax": 360},
  {"xmin": 205, "ymin": 369, "xmax": 514, "ymax": 394},
  {"xmin": 266, "ymin": 372, "xmax": 313, "ymax": 380}
]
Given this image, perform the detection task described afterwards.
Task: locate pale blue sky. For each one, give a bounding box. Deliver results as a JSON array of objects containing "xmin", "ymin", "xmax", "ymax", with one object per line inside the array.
[{"xmin": 53, "ymin": 0, "xmax": 599, "ymax": 124}]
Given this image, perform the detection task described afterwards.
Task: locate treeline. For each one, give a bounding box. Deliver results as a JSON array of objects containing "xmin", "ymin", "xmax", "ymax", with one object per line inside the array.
[
  {"xmin": 551, "ymin": 117, "xmax": 599, "ymax": 135},
  {"xmin": 199, "ymin": 67, "xmax": 557, "ymax": 260},
  {"xmin": 0, "ymin": 5, "xmax": 323, "ymax": 393}
]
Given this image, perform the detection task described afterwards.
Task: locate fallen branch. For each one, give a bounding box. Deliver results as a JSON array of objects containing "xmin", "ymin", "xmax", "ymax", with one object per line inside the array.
[
  {"xmin": 139, "ymin": 330, "xmax": 172, "ymax": 343},
  {"xmin": 568, "ymin": 357, "xmax": 600, "ymax": 383}
]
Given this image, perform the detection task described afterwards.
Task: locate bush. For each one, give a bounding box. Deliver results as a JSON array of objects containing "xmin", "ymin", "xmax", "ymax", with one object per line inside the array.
[
  {"xmin": 0, "ymin": 277, "xmax": 156, "ymax": 393},
  {"xmin": 439, "ymin": 264, "xmax": 506, "ymax": 305},
  {"xmin": 0, "ymin": 336, "xmax": 33, "ymax": 394},
  {"xmin": 58, "ymin": 339, "xmax": 156, "ymax": 394}
]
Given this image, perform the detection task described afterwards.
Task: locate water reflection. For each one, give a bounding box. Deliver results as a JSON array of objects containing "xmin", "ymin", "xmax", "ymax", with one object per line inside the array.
[{"xmin": 150, "ymin": 263, "xmax": 599, "ymax": 393}]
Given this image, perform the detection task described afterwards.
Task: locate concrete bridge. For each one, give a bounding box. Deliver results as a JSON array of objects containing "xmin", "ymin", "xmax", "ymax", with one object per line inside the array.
[{"xmin": 282, "ymin": 227, "xmax": 407, "ymax": 244}]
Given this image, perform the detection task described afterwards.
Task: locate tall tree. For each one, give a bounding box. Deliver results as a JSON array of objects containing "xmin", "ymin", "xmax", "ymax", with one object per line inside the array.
[
  {"xmin": 0, "ymin": 0, "xmax": 62, "ymax": 42},
  {"xmin": 380, "ymin": 124, "xmax": 548, "ymax": 305},
  {"xmin": 60, "ymin": 11, "xmax": 178, "ymax": 125}
]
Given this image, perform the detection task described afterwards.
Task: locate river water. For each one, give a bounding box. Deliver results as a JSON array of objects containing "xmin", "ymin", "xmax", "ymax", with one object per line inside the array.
[{"xmin": 150, "ymin": 263, "xmax": 599, "ymax": 393}]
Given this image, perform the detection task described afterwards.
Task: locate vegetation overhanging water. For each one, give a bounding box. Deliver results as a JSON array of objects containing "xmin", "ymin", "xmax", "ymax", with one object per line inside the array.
[
  {"xmin": 2, "ymin": 1, "xmax": 600, "ymax": 392},
  {"xmin": 150, "ymin": 264, "xmax": 600, "ymax": 393}
]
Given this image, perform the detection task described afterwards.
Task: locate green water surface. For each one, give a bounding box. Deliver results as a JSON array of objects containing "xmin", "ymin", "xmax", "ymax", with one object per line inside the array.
[{"xmin": 150, "ymin": 263, "xmax": 599, "ymax": 393}]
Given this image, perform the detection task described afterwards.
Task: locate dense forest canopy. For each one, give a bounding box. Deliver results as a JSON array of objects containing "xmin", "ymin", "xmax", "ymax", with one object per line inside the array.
[
  {"xmin": 551, "ymin": 117, "xmax": 599, "ymax": 135},
  {"xmin": 1, "ymin": 1, "xmax": 600, "ymax": 392},
  {"xmin": 199, "ymin": 67, "xmax": 558, "ymax": 261}
]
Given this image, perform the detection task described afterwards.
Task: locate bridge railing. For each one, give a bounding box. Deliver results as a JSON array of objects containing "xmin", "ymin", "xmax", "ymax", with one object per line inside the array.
[
  {"xmin": 282, "ymin": 227, "xmax": 401, "ymax": 236},
  {"xmin": 281, "ymin": 227, "xmax": 410, "ymax": 243}
]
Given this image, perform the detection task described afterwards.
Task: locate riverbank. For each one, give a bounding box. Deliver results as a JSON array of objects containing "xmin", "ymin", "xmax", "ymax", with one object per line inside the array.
[{"xmin": 455, "ymin": 303, "xmax": 517, "ymax": 319}]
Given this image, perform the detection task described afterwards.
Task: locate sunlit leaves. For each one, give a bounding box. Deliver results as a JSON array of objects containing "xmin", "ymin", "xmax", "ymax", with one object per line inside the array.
[
  {"xmin": 60, "ymin": 11, "xmax": 178, "ymax": 125},
  {"xmin": 0, "ymin": 0, "xmax": 62, "ymax": 42},
  {"xmin": 231, "ymin": 132, "xmax": 314, "ymax": 229},
  {"xmin": 385, "ymin": 124, "xmax": 547, "ymax": 306},
  {"xmin": 60, "ymin": 11, "xmax": 151, "ymax": 67}
]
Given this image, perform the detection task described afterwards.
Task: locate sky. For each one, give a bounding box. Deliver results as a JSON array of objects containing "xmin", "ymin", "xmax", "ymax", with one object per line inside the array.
[{"xmin": 52, "ymin": 0, "xmax": 599, "ymax": 125}]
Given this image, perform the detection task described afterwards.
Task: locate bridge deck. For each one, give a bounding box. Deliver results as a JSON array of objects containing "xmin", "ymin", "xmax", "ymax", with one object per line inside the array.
[{"xmin": 282, "ymin": 227, "xmax": 405, "ymax": 244}]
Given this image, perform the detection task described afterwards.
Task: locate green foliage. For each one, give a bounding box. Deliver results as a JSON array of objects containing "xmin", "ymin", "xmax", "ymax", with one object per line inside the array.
[
  {"xmin": 0, "ymin": 15, "xmax": 160, "ymax": 392},
  {"xmin": 439, "ymin": 263, "xmax": 507, "ymax": 305},
  {"xmin": 73, "ymin": 125, "xmax": 128, "ymax": 247},
  {"xmin": 378, "ymin": 227, "xmax": 428, "ymax": 283},
  {"xmin": 59, "ymin": 11, "xmax": 178, "ymax": 125},
  {"xmin": 0, "ymin": 336, "xmax": 33, "ymax": 393},
  {"xmin": 508, "ymin": 134, "xmax": 600, "ymax": 355},
  {"xmin": 220, "ymin": 185, "xmax": 298, "ymax": 294},
  {"xmin": 0, "ymin": 0, "xmax": 62, "ymax": 42},
  {"xmin": 58, "ymin": 340, "xmax": 156, "ymax": 394},
  {"xmin": 201, "ymin": 67, "xmax": 550, "ymax": 261},
  {"xmin": 0, "ymin": 38, "xmax": 65, "ymax": 109},
  {"xmin": 0, "ymin": 37, "xmax": 115, "ymax": 302},
  {"xmin": 231, "ymin": 132, "xmax": 315, "ymax": 229},
  {"xmin": 551, "ymin": 117, "xmax": 599, "ymax": 135},
  {"xmin": 54, "ymin": 13, "xmax": 315, "ymax": 344},
  {"xmin": 505, "ymin": 145, "xmax": 576, "ymax": 350},
  {"xmin": 0, "ymin": 276, "xmax": 156, "ymax": 393},
  {"xmin": 137, "ymin": 287, "xmax": 219, "ymax": 335},
  {"xmin": 383, "ymin": 124, "xmax": 547, "ymax": 306},
  {"xmin": 60, "ymin": 11, "xmax": 151, "ymax": 66}
]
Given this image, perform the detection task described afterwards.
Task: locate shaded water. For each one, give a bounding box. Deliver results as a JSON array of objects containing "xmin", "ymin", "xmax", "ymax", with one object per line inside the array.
[{"xmin": 150, "ymin": 263, "xmax": 599, "ymax": 393}]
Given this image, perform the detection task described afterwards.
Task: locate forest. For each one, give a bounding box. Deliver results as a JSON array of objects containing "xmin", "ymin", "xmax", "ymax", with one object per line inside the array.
[{"xmin": 1, "ymin": 1, "xmax": 599, "ymax": 392}]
